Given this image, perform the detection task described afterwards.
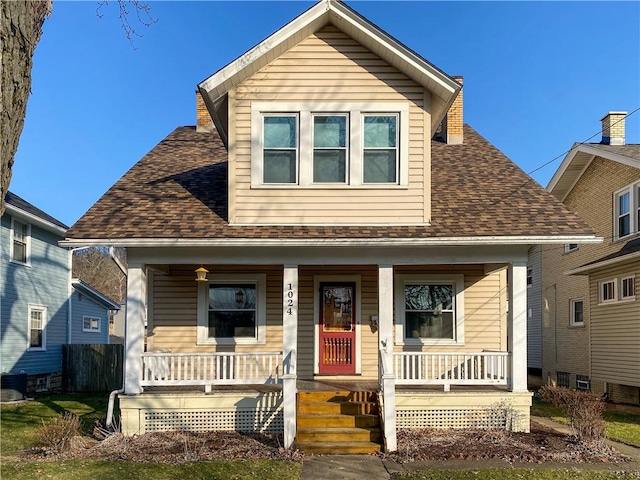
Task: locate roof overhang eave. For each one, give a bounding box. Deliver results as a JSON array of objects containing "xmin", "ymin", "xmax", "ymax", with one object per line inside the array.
[
  {"xmin": 565, "ymin": 250, "xmax": 640, "ymax": 276},
  {"xmin": 6, "ymin": 204, "xmax": 67, "ymax": 236},
  {"xmin": 60, "ymin": 235, "xmax": 602, "ymax": 249}
]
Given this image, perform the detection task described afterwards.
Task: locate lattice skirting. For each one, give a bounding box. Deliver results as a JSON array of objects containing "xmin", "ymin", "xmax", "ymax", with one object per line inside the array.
[
  {"xmin": 119, "ymin": 392, "xmax": 284, "ymax": 435},
  {"xmin": 143, "ymin": 409, "xmax": 283, "ymax": 433},
  {"xmin": 395, "ymin": 392, "xmax": 532, "ymax": 432}
]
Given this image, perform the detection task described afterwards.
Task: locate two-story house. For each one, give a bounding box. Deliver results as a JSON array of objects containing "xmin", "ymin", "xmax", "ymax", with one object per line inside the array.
[
  {"xmin": 1, "ymin": 192, "xmax": 120, "ymax": 397},
  {"xmin": 62, "ymin": 0, "xmax": 596, "ymax": 452},
  {"xmin": 539, "ymin": 112, "xmax": 640, "ymax": 405}
]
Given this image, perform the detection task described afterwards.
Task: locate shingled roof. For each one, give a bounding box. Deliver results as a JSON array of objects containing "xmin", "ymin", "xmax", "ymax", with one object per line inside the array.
[{"xmin": 66, "ymin": 125, "xmax": 594, "ymax": 242}]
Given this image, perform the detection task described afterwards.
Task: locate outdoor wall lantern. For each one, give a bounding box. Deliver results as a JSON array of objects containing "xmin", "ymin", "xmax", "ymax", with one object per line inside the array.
[
  {"xmin": 195, "ymin": 266, "xmax": 209, "ymax": 282},
  {"xmin": 235, "ymin": 290, "xmax": 244, "ymax": 304}
]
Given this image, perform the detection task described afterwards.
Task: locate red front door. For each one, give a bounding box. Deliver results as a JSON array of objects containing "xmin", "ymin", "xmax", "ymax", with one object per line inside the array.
[{"xmin": 318, "ymin": 283, "xmax": 356, "ymax": 375}]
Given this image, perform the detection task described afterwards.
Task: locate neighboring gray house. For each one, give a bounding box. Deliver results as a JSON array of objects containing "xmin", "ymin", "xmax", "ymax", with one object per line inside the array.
[
  {"xmin": 1, "ymin": 192, "xmax": 119, "ymax": 393},
  {"xmin": 70, "ymin": 279, "xmax": 121, "ymax": 345}
]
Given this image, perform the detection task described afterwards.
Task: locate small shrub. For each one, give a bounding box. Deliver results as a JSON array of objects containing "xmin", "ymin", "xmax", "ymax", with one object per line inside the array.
[
  {"xmin": 34, "ymin": 412, "xmax": 82, "ymax": 453},
  {"xmin": 538, "ymin": 385, "xmax": 605, "ymax": 443}
]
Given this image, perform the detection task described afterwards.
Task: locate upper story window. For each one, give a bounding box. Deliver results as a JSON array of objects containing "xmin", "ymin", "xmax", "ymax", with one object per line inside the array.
[
  {"xmin": 526, "ymin": 267, "xmax": 533, "ymax": 287},
  {"xmin": 565, "ymin": 244, "xmax": 578, "ymax": 253},
  {"xmin": 599, "ymin": 279, "xmax": 617, "ymax": 304},
  {"xmin": 197, "ymin": 274, "xmax": 266, "ymax": 345},
  {"xmin": 614, "ymin": 181, "xmax": 640, "ymax": 240},
  {"xmin": 620, "ymin": 275, "xmax": 636, "ymax": 300},
  {"xmin": 28, "ymin": 304, "xmax": 47, "ymax": 351},
  {"xmin": 313, "ymin": 114, "xmax": 348, "ymax": 183},
  {"xmin": 263, "ymin": 114, "xmax": 298, "ymax": 184},
  {"xmin": 10, "ymin": 218, "xmax": 30, "ymax": 265},
  {"xmin": 395, "ymin": 274, "xmax": 465, "ymax": 346},
  {"xmin": 252, "ymin": 102, "xmax": 409, "ymax": 188}
]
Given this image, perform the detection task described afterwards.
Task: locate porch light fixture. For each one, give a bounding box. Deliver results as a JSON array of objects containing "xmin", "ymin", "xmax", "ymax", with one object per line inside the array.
[
  {"xmin": 235, "ymin": 290, "xmax": 244, "ymax": 304},
  {"xmin": 195, "ymin": 266, "xmax": 209, "ymax": 282}
]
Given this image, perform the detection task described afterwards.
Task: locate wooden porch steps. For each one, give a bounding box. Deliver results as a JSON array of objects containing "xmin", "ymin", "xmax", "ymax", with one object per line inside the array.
[{"xmin": 294, "ymin": 390, "xmax": 382, "ymax": 454}]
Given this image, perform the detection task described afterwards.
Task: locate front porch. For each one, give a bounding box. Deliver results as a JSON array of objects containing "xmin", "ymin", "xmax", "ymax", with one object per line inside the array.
[
  {"xmin": 121, "ymin": 249, "xmax": 532, "ymax": 452},
  {"xmin": 119, "ymin": 348, "xmax": 531, "ymax": 449}
]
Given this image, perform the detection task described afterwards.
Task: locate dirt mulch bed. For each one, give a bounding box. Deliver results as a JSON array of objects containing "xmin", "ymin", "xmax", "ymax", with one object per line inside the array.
[
  {"xmin": 23, "ymin": 421, "xmax": 630, "ymax": 465},
  {"xmin": 382, "ymin": 422, "xmax": 630, "ymax": 464}
]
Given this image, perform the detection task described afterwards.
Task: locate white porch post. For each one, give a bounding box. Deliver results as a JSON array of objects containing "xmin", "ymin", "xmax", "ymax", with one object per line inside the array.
[
  {"xmin": 282, "ymin": 265, "xmax": 298, "ymax": 449},
  {"xmin": 124, "ymin": 263, "xmax": 147, "ymax": 395},
  {"xmin": 378, "ymin": 264, "xmax": 397, "ymax": 452},
  {"xmin": 508, "ymin": 261, "xmax": 528, "ymax": 392}
]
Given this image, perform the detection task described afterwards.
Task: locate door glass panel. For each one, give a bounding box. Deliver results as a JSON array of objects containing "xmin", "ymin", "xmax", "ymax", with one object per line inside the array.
[{"xmin": 322, "ymin": 286, "xmax": 353, "ymax": 332}]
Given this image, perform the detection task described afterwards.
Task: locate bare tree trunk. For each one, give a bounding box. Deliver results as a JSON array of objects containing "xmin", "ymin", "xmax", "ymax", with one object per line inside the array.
[{"xmin": 0, "ymin": 0, "xmax": 51, "ymax": 215}]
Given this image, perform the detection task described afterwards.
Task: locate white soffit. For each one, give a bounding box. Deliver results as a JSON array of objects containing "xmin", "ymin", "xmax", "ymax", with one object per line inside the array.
[
  {"xmin": 197, "ymin": 0, "xmax": 460, "ymax": 135},
  {"xmin": 548, "ymin": 144, "xmax": 640, "ymax": 202}
]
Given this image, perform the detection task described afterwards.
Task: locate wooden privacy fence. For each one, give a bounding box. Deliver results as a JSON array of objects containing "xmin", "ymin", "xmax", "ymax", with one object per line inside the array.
[{"xmin": 63, "ymin": 344, "xmax": 123, "ymax": 392}]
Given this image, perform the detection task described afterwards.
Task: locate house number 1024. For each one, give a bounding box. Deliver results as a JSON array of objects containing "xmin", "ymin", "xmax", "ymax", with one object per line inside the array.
[{"xmin": 286, "ymin": 283, "xmax": 295, "ymax": 315}]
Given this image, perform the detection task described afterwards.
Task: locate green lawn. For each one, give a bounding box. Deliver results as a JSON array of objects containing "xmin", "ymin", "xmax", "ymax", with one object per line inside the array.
[
  {"xmin": 0, "ymin": 393, "xmax": 301, "ymax": 480},
  {"xmin": 532, "ymin": 397, "xmax": 640, "ymax": 447},
  {"xmin": 400, "ymin": 470, "xmax": 640, "ymax": 480}
]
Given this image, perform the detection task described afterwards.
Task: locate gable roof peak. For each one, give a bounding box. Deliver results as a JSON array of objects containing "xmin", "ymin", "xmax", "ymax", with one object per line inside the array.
[{"xmin": 198, "ymin": 0, "xmax": 460, "ymax": 143}]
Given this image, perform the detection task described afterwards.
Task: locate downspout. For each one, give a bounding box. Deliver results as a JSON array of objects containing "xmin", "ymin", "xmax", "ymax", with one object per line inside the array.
[{"xmin": 106, "ymin": 246, "xmax": 127, "ymax": 428}]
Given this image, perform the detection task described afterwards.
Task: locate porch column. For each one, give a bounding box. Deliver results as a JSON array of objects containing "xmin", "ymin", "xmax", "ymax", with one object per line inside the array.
[
  {"xmin": 508, "ymin": 261, "xmax": 528, "ymax": 392},
  {"xmin": 282, "ymin": 265, "xmax": 298, "ymax": 449},
  {"xmin": 378, "ymin": 264, "xmax": 397, "ymax": 452},
  {"xmin": 124, "ymin": 263, "xmax": 147, "ymax": 395}
]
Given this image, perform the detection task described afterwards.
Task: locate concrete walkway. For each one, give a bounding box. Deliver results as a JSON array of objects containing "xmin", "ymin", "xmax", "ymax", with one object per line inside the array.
[{"xmin": 301, "ymin": 417, "xmax": 640, "ymax": 479}]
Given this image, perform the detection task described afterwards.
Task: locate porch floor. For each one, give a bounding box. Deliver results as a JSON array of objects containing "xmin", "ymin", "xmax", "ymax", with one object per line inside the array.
[{"xmin": 141, "ymin": 380, "xmax": 513, "ymax": 395}]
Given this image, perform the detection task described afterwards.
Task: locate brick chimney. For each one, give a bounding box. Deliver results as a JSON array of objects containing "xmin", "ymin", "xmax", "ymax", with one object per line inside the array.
[
  {"xmin": 196, "ymin": 91, "xmax": 214, "ymax": 133},
  {"xmin": 601, "ymin": 111, "xmax": 626, "ymax": 145},
  {"xmin": 441, "ymin": 76, "xmax": 463, "ymax": 144}
]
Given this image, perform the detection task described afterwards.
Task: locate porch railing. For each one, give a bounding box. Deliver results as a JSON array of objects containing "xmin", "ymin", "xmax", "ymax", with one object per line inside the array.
[
  {"xmin": 141, "ymin": 351, "xmax": 283, "ymax": 388},
  {"xmin": 393, "ymin": 351, "xmax": 509, "ymax": 391}
]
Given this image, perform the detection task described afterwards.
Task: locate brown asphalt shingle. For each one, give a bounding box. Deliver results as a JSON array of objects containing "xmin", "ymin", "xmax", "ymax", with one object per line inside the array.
[{"xmin": 66, "ymin": 125, "xmax": 594, "ymax": 240}]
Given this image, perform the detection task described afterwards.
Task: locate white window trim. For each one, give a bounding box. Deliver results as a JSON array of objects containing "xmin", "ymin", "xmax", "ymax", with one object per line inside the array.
[
  {"xmin": 598, "ymin": 278, "xmax": 617, "ymax": 304},
  {"xmin": 613, "ymin": 181, "xmax": 640, "ymax": 241},
  {"xmin": 570, "ymin": 298, "xmax": 584, "ymax": 327},
  {"xmin": 82, "ymin": 316, "xmax": 102, "ymax": 333},
  {"xmin": 251, "ymin": 102, "xmax": 409, "ymax": 188},
  {"xmin": 10, "ymin": 217, "xmax": 31, "ymax": 266},
  {"xmin": 394, "ymin": 274, "xmax": 465, "ymax": 346},
  {"xmin": 197, "ymin": 274, "xmax": 267, "ymax": 345},
  {"xmin": 526, "ymin": 267, "xmax": 533, "ymax": 288},
  {"xmin": 27, "ymin": 304, "xmax": 47, "ymax": 351},
  {"xmin": 620, "ymin": 275, "xmax": 636, "ymax": 301}
]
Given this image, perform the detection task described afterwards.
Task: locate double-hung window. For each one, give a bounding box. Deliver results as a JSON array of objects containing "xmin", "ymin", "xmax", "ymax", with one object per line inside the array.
[
  {"xmin": 313, "ymin": 114, "xmax": 348, "ymax": 183},
  {"xmin": 263, "ymin": 114, "xmax": 298, "ymax": 184},
  {"xmin": 11, "ymin": 218, "xmax": 30, "ymax": 264},
  {"xmin": 28, "ymin": 305, "xmax": 47, "ymax": 351},
  {"xmin": 197, "ymin": 274, "xmax": 266, "ymax": 345},
  {"xmin": 614, "ymin": 181, "xmax": 640, "ymax": 240},
  {"xmin": 363, "ymin": 115, "xmax": 398, "ymax": 183},
  {"xmin": 252, "ymin": 102, "xmax": 408, "ymax": 187},
  {"xmin": 570, "ymin": 299, "xmax": 584, "ymax": 326},
  {"xmin": 395, "ymin": 274, "xmax": 464, "ymax": 345}
]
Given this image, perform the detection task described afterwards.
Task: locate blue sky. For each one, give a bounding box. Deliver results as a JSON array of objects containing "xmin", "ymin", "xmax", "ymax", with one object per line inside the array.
[{"xmin": 12, "ymin": 1, "xmax": 640, "ymax": 227}]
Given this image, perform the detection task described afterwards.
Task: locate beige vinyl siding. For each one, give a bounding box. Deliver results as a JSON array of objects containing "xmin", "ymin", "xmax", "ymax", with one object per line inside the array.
[
  {"xmin": 149, "ymin": 266, "xmax": 283, "ymax": 354},
  {"xmin": 394, "ymin": 265, "xmax": 506, "ymax": 353},
  {"xmin": 589, "ymin": 261, "xmax": 640, "ymax": 387},
  {"xmin": 231, "ymin": 25, "xmax": 430, "ymax": 225}
]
